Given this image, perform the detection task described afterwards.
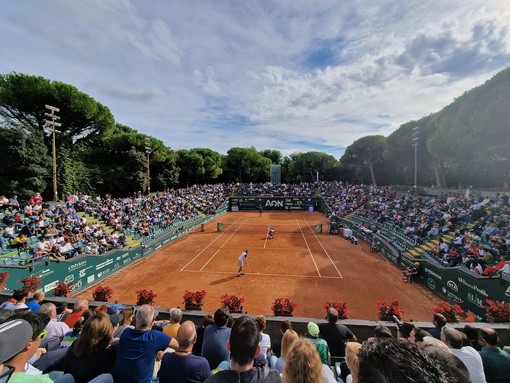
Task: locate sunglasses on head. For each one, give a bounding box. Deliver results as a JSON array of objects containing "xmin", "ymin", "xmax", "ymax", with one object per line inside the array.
[{"xmin": 38, "ymin": 330, "xmax": 47, "ymax": 341}]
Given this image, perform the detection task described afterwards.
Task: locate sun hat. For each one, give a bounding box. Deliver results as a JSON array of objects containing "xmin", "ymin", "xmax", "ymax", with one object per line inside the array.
[{"xmin": 0, "ymin": 319, "xmax": 32, "ymax": 363}]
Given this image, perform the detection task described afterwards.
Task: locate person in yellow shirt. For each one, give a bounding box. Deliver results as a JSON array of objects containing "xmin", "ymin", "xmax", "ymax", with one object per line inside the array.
[{"xmin": 163, "ymin": 308, "xmax": 182, "ymax": 339}]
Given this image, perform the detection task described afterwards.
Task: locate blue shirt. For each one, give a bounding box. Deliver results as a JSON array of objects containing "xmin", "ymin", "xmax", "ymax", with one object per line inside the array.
[
  {"xmin": 112, "ymin": 328, "xmax": 171, "ymax": 383},
  {"xmin": 158, "ymin": 352, "xmax": 211, "ymax": 383},
  {"xmin": 26, "ymin": 300, "xmax": 41, "ymax": 312},
  {"xmin": 201, "ymin": 325, "xmax": 231, "ymax": 370}
]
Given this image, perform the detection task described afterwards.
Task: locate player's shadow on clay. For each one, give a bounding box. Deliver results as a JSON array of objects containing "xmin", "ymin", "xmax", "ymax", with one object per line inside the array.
[{"xmin": 209, "ymin": 275, "xmax": 238, "ymax": 285}]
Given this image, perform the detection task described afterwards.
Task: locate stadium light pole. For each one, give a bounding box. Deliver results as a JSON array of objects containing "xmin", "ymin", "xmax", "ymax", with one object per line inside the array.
[
  {"xmin": 45, "ymin": 105, "xmax": 61, "ymax": 202},
  {"xmin": 145, "ymin": 137, "xmax": 151, "ymax": 195},
  {"xmin": 412, "ymin": 126, "xmax": 419, "ymax": 190}
]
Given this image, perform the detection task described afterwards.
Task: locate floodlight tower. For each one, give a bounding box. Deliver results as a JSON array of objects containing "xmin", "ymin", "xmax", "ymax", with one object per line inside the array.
[
  {"xmin": 145, "ymin": 137, "xmax": 151, "ymax": 195},
  {"xmin": 412, "ymin": 126, "xmax": 419, "ymax": 190},
  {"xmin": 44, "ymin": 105, "xmax": 61, "ymax": 201}
]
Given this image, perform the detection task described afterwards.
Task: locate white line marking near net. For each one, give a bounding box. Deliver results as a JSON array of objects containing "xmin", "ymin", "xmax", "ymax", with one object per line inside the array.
[
  {"xmin": 304, "ymin": 219, "xmax": 343, "ymax": 278},
  {"xmin": 181, "ymin": 269, "xmax": 342, "ymax": 279},
  {"xmin": 296, "ymin": 218, "xmax": 321, "ymax": 277}
]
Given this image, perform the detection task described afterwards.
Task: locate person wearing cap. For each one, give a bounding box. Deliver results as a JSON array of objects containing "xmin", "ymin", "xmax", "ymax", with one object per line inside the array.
[
  {"xmin": 111, "ymin": 304, "xmax": 179, "ymax": 383},
  {"xmin": 158, "ymin": 321, "xmax": 211, "ymax": 383},
  {"xmin": 318, "ymin": 308, "xmax": 357, "ymax": 358},
  {"xmin": 402, "ymin": 262, "xmax": 420, "ymax": 283},
  {"xmin": 304, "ymin": 322, "xmax": 330, "ymax": 365},
  {"xmin": 0, "ymin": 319, "xmax": 33, "ymax": 382},
  {"xmin": 1, "ymin": 312, "xmax": 55, "ymax": 383}
]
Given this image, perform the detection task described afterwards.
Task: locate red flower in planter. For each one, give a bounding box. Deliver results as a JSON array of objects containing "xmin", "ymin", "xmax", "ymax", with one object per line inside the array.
[
  {"xmin": 271, "ymin": 297, "xmax": 297, "ymax": 315},
  {"xmin": 92, "ymin": 285, "xmax": 114, "ymax": 302},
  {"xmin": 323, "ymin": 301, "xmax": 349, "ymax": 319},
  {"xmin": 220, "ymin": 294, "xmax": 245, "ymax": 312},
  {"xmin": 136, "ymin": 289, "xmax": 157, "ymax": 305}
]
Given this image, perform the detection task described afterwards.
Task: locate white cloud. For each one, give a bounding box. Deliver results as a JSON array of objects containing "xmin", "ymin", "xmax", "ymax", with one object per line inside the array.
[{"xmin": 0, "ymin": 0, "xmax": 509, "ymax": 158}]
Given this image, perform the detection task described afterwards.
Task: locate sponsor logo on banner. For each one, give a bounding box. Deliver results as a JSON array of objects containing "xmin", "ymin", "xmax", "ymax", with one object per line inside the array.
[
  {"xmin": 64, "ymin": 275, "xmax": 74, "ymax": 284},
  {"xmin": 447, "ymin": 280, "xmax": 458, "ymax": 292},
  {"xmin": 96, "ymin": 259, "xmax": 113, "ymax": 270},
  {"xmin": 87, "ymin": 275, "xmax": 95, "ymax": 284},
  {"xmin": 425, "ymin": 268, "xmax": 442, "ymax": 281},
  {"xmin": 116, "ymin": 256, "xmax": 121, "ymax": 261},
  {"xmin": 74, "ymin": 279, "xmax": 83, "ymax": 289},
  {"xmin": 44, "ymin": 281, "xmax": 59, "ymax": 292},
  {"xmin": 79, "ymin": 269, "xmax": 86, "ymax": 278},
  {"xmin": 37, "ymin": 269, "xmax": 54, "ymax": 278},
  {"xmin": 155, "ymin": 244, "xmax": 161, "ymax": 250},
  {"xmin": 457, "ymin": 277, "xmax": 488, "ymax": 297},
  {"xmin": 113, "ymin": 262, "xmax": 120, "ymax": 270},
  {"xmin": 121, "ymin": 253, "xmax": 129, "ymax": 259},
  {"xmin": 506, "ymin": 286, "xmax": 510, "ymax": 298},
  {"xmin": 68, "ymin": 260, "xmax": 87, "ymax": 272},
  {"xmin": 468, "ymin": 293, "xmax": 483, "ymax": 307},
  {"xmin": 265, "ymin": 200, "xmax": 284, "ymax": 207},
  {"xmin": 427, "ymin": 278, "xmax": 436, "ymax": 290}
]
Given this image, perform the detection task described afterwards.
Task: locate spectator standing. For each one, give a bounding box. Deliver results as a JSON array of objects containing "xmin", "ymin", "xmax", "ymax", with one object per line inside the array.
[
  {"xmin": 158, "ymin": 320, "xmax": 211, "ymax": 383},
  {"xmin": 203, "ymin": 315, "xmax": 281, "ymax": 383},
  {"xmin": 318, "ymin": 308, "xmax": 357, "ymax": 357},
  {"xmin": 201, "ymin": 307, "xmax": 231, "ymax": 370},
  {"xmin": 111, "ymin": 304, "xmax": 178, "ymax": 383},
  {"xmin": 255, "ymin": 315, "xmax": 271, "ymax": 364},
  {"xmin": 479, "ymin": 327, "xmax": 510, "ymax": 383}
]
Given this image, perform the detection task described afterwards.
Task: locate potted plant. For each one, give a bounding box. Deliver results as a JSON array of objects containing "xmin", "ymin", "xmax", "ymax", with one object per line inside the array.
[
  {"xmin": 430, "ymin": 300, "xmax": 465, "ymax": 322},
  {"xmin": 136, "ymin": 289, "xmax": 157, "ymax": 305},
  {"xmin": 17, "ymin": 275, "xmax": 43, "ymax": 292},
  {"xmin": 271, "ymin": 297, "xmax": 297, "ymax": 316},
  {"xmin": 323, "ymin": 301, "xmax": 349, "ymax": 319},
  {"xmin": 53, "ymin": 281, "xmax": 75, "ymax": 297},
  {"xmin": 220, "ymin": 293, "xmax": 245, "ymax": 313},
  {"xmin": 92, "ymin": 285, "xmax": 114, "ymax": 302},
  {"xmin": 183, "ymin": 290, "xmax": 207, "ymax": 310},
  {"xmin": 377, "ymin": 299, "xmax": 404, "ymax": 320},
  {"xmin": 483, "ymin": 300, "xmax": 510, "ymax": 323},
  {"xmin": 0, "ymin": 271, "xmax": 9, "ymax": 289}
]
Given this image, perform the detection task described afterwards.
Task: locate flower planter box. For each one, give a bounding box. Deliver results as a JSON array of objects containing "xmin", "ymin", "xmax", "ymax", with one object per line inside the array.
[
  {"xmin": 229, "ymin": 306, "xmax": 244, "ymax": 314},
  {"xmin": 379, "ymin": 316, "xmax": 395, "ymax": 321},
  {"xmin": 274, "ymin": 311, "xmax": 294, "ymax": 317},
  {"xmin": 487, "ymin": 316, "xmax": 508, "ymax": 323},
  {"xmin": 185, "ymin": 305, "xmax": 204, "ymax": 311}
]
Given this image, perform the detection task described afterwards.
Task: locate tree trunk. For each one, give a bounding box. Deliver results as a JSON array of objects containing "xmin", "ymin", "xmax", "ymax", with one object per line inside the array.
[{"xmin": 369, "ymin": 164, "xmax": 377, "ymax": 186}]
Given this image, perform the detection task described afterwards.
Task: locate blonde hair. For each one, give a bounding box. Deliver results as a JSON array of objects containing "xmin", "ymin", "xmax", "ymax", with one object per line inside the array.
[
  {"xmin": 345, "ymin": 342, "xmax": 362, "ymax": 382},
  {"xmin": 281, "ymin": 329, "xmax": 299, "ymax": 359},
  {"xmin": 283, "ymin": 339, "xmax": 323, "ymax": 383}
]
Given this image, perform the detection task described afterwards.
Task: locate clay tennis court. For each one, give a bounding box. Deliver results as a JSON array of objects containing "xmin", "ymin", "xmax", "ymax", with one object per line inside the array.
[{"xmin": 76, "ymin": 211, "xmax": 441, "ymax": 321}]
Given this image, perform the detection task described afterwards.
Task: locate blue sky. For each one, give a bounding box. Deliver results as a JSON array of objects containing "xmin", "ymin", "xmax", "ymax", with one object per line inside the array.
[{"xmin": 1, "ymin": 1, "xmax": 509, "ymax": 158}]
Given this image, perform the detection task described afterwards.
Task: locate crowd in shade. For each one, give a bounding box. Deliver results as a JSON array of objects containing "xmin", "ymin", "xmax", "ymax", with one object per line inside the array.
[{"xmin": 1, "ymin": 299, "xmax": 509, "ymax": 383}]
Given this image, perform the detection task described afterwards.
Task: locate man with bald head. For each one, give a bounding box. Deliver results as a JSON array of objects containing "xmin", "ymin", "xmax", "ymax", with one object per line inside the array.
[
  {"xmin": 318, "ymin": 307, "xmax": 357, "ymax": 357},
  {"xmin": 479, "ymin": 327, "xmax": 510, "ymax": 383},
  {"xmin": 158, "ymin": 320, "xmax": 211, "ymax": 383}
]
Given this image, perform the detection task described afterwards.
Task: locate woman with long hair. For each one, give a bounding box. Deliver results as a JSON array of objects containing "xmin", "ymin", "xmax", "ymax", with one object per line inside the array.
[
  {"xmin": 283, "ymin": 339, "xmax": 324, "ymax": 383},
  {"xmin": 274, "ymin": 329, "xmax": 299, "ymax": 373},
  {"xmin": 113, "ymin": 307, "xmax": 134, "ymax": 339},
  {"xmin": 61, "ymin": 311, "xmax": 116, "ymax": 383}
]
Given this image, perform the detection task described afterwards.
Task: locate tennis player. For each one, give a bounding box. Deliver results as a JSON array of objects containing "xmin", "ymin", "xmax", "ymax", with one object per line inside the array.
[
  {"xmin": 268, "ymin": 228, "xmax": 275, "ymax": 239},
  {"xmin": 237, "ymin": 250, "xmax": 249, "ymax": 276}
]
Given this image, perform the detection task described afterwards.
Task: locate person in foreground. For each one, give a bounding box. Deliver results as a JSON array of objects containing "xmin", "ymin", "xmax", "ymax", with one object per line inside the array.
[
  {"xmin": 204, "ymin": 315, "xmax": 281, "ymax": 383},
  {"xmin": 111, "ymin": 304, "xmax": 179, "ymax": 383},
  {"xmin": 158, "ymin": 320, "xmax": 211, "ymax": 383}
]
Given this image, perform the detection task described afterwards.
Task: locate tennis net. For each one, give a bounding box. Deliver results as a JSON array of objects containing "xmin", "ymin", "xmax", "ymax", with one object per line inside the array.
[{"xmin": 217, "ymin": 222, "xmax": 322, "ymax": 234}]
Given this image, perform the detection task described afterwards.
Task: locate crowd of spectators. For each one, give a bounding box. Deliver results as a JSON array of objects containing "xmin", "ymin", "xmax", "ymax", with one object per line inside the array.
[{"xmin": 1, "ymin": 297, "xmax": 509, "ymax": 383}]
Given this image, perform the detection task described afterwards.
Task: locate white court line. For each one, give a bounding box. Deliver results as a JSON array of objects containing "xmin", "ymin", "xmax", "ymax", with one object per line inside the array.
[
  {"xmin": 304, "ymin": 219, "xmax": 343, "ymax": 278},
  {"xmin": 296, "ymin": 218, "xmax": 321, "ymax": 277},
  {"xmin": 181, "ymin": 269, "xmax": 342, "ymax": 279},
  {"xmin": 180, "ymin": 215, "xmax": 244, "ymax": 272},
  {"xmin": 263, "ymin": 222, "xmax": 272, "ymax": 249},
  {"xmin": 199, "ymin": 217, "xmax": 251, "ymax": 272}
]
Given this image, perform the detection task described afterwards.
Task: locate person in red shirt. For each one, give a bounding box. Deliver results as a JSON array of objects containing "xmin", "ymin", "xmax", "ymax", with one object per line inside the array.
[{"xmin": 64, "ymin": 298, "xmax": 89, "ymax": 328}]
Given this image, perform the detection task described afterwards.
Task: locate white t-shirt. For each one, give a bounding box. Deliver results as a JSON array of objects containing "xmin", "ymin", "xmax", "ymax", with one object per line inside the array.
[
  {"xmin": 238, "ymin": 252, "xmax": 247, "ymax": 262},
  {"xmin": 259, "ymin": 332, "xmax": 271, "ymax": 359},
  {"xmin": 450, "ymin": 346, "xmax": 486, "ymax": 383}
]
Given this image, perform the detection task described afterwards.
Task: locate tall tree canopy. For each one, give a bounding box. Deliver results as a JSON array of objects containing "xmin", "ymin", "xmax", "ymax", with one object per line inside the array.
[
  {"xmin": 222, "ymin": 147, "xmax": 271, "ymax": 183},
  {"xmin": 287, "ymin": 151, "xmax": 339, "ymax": 183},
  {"xmin": 340, "ymin": 135, "xmax": 386, "ymax": 186}
]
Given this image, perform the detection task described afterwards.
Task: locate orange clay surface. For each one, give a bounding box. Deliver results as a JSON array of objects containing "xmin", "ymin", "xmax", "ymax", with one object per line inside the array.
[{"xmin": 76, "ymin": 211, "xmax": 442, "ymax": 321}]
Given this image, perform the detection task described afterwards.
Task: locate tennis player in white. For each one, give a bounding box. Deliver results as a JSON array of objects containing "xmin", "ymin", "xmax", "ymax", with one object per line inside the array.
[{"xmin": 237, "ymin": 250, "xmax": 249, "ymax": 276}]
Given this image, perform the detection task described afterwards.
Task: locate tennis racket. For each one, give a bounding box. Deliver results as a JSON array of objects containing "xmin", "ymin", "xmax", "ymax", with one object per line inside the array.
[{"xmin": 246, "ymin": 260, "xmax": 251, "ymax": 266}]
